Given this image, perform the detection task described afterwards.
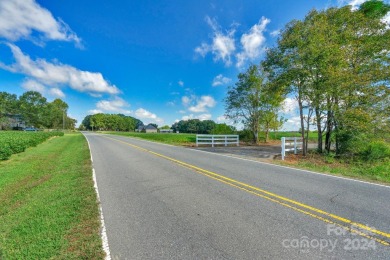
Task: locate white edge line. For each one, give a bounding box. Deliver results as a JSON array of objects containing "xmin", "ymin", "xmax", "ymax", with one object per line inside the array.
[
  {"xmin": 83, "ymin": 133, "xmax": 111, "ymax": 260},
  {"xmin": 99, "ymin": 132, "xmax": 390, "ymax": 189}
]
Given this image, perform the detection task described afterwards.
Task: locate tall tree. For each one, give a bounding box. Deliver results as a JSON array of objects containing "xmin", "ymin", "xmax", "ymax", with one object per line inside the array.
[
  {"xmin": 19, "ymin": 91, "xmax": 47, "ymax": 128},
  {"xmin": 225, "ymin": 65, "xmax": 283, "ymax": 143}
]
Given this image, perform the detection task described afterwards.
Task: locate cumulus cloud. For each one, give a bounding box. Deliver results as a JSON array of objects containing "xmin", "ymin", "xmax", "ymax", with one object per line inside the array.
[
  {"xmin": 195, "ymin": 16, "xmax": 236, "ymax": 66},
  {"xmin": 0, "ymin": 0, "xmax": 81, "ymax": 45},
  {"xmin": 236, "ymin": 17, "xmax": 270, "ymax": 68},
  {"xmin": 282, "ymin": 116, "xmax": 302, "ymax": 131},
  {"xmin": 22, "ymin": 78, "xmax": 65, "ymax": 98},
  {"xmin": 188, "ymin": 95, "xmax": 216, "ymax": 113},
  {"xmin": 212, "ymin": 74, "xmax": 231, "ymax": 87},
  {"xmin": 339, "ymin": 0, "xmax": 367, "ymax": 10},
  {"xmin": 135, "ymin": 108, "xmax": 164, "ymax": 124},
  {"xmin": 22, "ymin": 79, "xmax": 45, "ymax": 93},
  {"xmin": 48, "ymin": 88, "xmax": 65, "ymax": 98},
  {"xmin": 0, "ymin": 43, "xmax": 120, "ymax": 96},
  {"xmin": 178, "ymin": 80, "xmax": 184, "ymax": 87},
  {"xmin": 95, "ymin": 97, "xmax": 131, "ymax": 114}
]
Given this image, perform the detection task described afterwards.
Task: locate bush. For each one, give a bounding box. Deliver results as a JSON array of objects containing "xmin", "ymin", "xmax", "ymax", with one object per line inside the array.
[
  {"xmin": 0, "ymin": 131, "xmax": 64, "ymax": 160},
  {"xmin": 363, "ymin": 141, "xmax": 390, "ymax": 162},
  {"xmin": 0, "ymin": 143, "xmax": 12, "ymax": 160}
]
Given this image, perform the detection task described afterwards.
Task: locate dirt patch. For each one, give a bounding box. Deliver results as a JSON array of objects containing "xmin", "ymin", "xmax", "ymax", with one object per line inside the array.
[{"xmin": 190, "ymin": 144, "xmax": 281, "ymax": 161}]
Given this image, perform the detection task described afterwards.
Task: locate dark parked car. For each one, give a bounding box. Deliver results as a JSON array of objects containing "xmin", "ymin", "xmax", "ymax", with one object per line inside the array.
[{"xmin": 23, "ymin": 127, "xmax": 38, "ymax": 131}]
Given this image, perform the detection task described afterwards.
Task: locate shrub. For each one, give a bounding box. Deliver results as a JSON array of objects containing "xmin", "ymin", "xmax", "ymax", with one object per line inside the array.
[{"xmin": 363, "ymin": 141, "xmax": 390, "ymax": 162}]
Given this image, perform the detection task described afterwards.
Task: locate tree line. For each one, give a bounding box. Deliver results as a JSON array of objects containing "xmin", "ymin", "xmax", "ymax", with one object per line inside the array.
[
  {"xmin": 81, "ymin": 113, "xmax": 143, "ymax": 132},
  {"xmin": 225, "ymin": 0, "xmax": 390, "ymax": 159},
  {"xmin": 0, "ymin": 91, "xmax": 76, "ymax": 130},
  {"xmin": 171, "ymin": 119, "xmax": 236, "ymax": 134}
]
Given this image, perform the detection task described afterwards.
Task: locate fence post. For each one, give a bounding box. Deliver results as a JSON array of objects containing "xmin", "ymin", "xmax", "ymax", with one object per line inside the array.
[
  {"xmin": 196, "ymin": 135, "xmax": 198, "ymax": 147},
  {"xmin": 294, "ymin": 137, "xmax": 297, "ymax": 154},
  {"xmin": 212, "ymin": 135, "xmax": 214, "ymax": 147},
  {"xmin": 281, "ymin": 137, "xmax": 285, "ymax": 160},
  {"xmin": 225, "ymin": 136, "xmax": 227, "ymax": 146}
]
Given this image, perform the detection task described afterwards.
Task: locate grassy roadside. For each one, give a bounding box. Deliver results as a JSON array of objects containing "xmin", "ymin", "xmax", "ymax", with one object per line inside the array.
[
  {"xmin": 101, "ymin": 131, "xmax": 196, "ymax": 145},
  {"xmin": 0, "ymin": 133, "xmax": 104, "ymax": 259},
  {"xmin": 274, "ymin": 153, "xmax": 390, "ymax": 185}
]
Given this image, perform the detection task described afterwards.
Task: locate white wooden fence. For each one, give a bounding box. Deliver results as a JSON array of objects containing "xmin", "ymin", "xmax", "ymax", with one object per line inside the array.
[
  {"xmin": 281, "ymin": 137, "xmax": 303, "ymax": 160},
  {"xmin": 196, "ymin": 135, "xmax": 239, "ymax": 147}
]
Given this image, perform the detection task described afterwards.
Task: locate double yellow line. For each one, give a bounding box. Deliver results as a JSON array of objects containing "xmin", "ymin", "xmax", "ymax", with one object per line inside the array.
[{"xmin": 104, "ymin": 135, "xmax": 390, "ymax": 246}]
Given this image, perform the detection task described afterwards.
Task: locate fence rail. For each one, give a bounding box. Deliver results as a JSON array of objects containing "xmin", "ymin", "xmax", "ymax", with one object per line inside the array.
[
  {"xmin": 196, "ymin": 134, "xmax": 239, "ymax": 147},
  {"xmin": 281, "ymin": 137, "xmax": 303, "ymax": 160}
]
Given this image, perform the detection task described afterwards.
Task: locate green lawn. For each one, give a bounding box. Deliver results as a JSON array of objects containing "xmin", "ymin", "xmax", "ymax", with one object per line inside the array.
[
  {"xmin": 101, "ymin": 131, "xmax": 197, "ymax": 145},
  {"xmin": 0, "ymin": 133, "xmax": 104, "ymax": 259}
]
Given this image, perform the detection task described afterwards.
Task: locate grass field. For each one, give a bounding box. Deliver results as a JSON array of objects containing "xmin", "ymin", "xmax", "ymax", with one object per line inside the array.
[
  {"xmin": 101, "ymin": 131, "xmax": 197, "ymax": 145},
  {"xmin": 0, "ymin": 133, "xmax": 104, "ymax": 259}
]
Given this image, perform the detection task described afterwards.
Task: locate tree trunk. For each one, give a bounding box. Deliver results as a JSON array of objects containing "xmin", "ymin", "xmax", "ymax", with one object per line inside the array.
[
  {"xmin": 315, "ymin": 108, "xmax": 323, "ymax": 153},
  {"xmin": 298, "ymin": 96, "xmax": 306, "ymax": 156}
]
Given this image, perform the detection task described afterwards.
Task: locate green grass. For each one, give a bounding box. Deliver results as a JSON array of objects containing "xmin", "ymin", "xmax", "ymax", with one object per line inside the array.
[
  {"xmin": 0, "ymin": 133, "xmax": 104, "ymax": 259},
  {"xmin": 101, "ymin": 131, "xmax": 197, "ymax": 145},
  {"xmin": 275, "ymin": 153, "xmax": 390, "ymax": 184},
  {"xmin": 264, "ymin": 131, "xmax": 318, "ymax": 142}
]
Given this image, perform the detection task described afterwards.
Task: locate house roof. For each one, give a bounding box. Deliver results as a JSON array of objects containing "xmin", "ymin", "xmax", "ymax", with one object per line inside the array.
[{"xmin": 145, "ymin": 124, "xmax": 157, "ymax": 130}]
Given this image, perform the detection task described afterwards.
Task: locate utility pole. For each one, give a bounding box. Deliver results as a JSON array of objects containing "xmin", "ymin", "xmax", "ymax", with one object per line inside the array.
[{"xmin": 63, "ymin": 110, "xmax": 65, "ymax": 131}]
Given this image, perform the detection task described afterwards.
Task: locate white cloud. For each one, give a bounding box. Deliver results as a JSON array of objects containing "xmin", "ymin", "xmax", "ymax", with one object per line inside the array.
[
  {"xmin": 22, "ymin": 79, "xmax": 65, "ymax": 98},
  {"xmin": 212, "ymin": 74, "xmax": 231, "ymax": 87},
  {"xmin": 181, "ymin": 96, "xmax": 191, "ymax": 106},
  {"xmin": 49, "ymin": 88, "xmax": 65, "ymax": 98},
  {"xmin": 135, "ymin": 108, "xmax": 164, "ymax": 124},
  {"xmin": 282, "ymin": 116, "xmax": 302, "ymax": 131},
  {"xmin": 341, "ymin": 0, "xmax": 367, "ymax": 10},
  {"xmin": 88, "ymin": 109, "xmax": 103, "ymax": 115},
  {"xmin": 270, "ymin": 30, "xmax": 280, "ymax": 37},
  {"xmin": 198, "ymin": 113, "xmax": 212, "ymax": 121},
  {"xmin": 95, "ymin": 97, "xmax": 131, "ymax": 114},
  {"xmin": 195, "ymin": 16, "xmax": 236, "ymax": 66},
  {"xmin": 188, "ymin": 95, "xmax": 216, "ymax": 113},
  {"xmin": 0, "ymin": 0, "xmax": 81, "ymax": 45},
  {"xmin": 181, "ymin": 113, "xmax": 212, "ymax": 121},
  {"xmin": 22, "ymin": 79, "xmax": 45, "ymax": 93},
  {"xmin": 0, "ymin": 44, "xmax": 120, "ymax": 96},
  {"xmin": 216, "ymin": 115, "xmax": 228, "ymax": 123},
  {"xmin": 282, "ymin": 97, "xmax": 298, "ymax": 115},
  {"xmin": 236, "ymin": 17, "xmax": 270, "ymax": 68},
  {"xmin": 178, "ymin": 80, "xmax": 184, "ymax": 86}
]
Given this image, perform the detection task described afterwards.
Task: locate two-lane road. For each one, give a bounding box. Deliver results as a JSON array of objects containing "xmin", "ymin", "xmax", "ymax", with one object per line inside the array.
[{"xmin": 84, "ymin": 132, "xmax": 390, "ymax": 259}]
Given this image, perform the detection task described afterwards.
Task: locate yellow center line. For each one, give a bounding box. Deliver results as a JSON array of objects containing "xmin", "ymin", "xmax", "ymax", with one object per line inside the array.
[{"xmin": 102, "ymin": 135, "xmax": 390, "ymax": 246}]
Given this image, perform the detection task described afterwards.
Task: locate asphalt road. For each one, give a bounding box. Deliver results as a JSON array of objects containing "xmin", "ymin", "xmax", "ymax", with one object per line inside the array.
[{"xmin": 83, "ymin": 132, "xmax": 390, "ymax": 260}]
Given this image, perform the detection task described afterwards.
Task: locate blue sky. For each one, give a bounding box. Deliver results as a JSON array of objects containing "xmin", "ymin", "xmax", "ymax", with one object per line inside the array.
[{"xmin": 1, "ymin": 0, "xmax": 388, "ymax": 129}]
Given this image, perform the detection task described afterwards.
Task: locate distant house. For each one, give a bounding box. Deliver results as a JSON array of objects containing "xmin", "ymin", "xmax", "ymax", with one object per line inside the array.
[
  {"xmin": 136, "ymin": 124, "xmax": 158, "ymax": 133},
  {"xmin": 144, "ymin": 124, "xmax": 158, "ymax": 133},
  {"xmin": 135, "ymin": 125, "xmax": 144, "ymax": 132},
  {"xmin": 0, "ymin": 114, "xmax": 26, "ymax": 130}
]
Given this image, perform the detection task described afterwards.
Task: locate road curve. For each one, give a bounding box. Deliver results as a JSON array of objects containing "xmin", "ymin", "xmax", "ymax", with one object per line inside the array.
[{"xmin": 83, "ymin": 132, "xmax": 390, "ymax": 259}]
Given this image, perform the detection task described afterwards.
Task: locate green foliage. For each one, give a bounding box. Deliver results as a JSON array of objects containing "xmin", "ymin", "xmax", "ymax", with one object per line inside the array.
[
  {"xmin": 263, "ymin": 2, "xmax": 390, "ymax": 157},
  {"xmin": 82, "ymin": 113, "xmax": 141, "ymax": 131},
  {"xmin": 171, "ymin": 119, "xmax": 217, "ymax": 134},
  {"xmin": 225, "ymin": 65, "xmax": 284, "ymax": 143},
  {"xmin": 359, "ymin": 0, "xmax": 390, "ymax": 19},
  {"xmin": 210, "ymin": 123, "xmax": 236, "ymax": 134},
  {"xmin": 0, "ymin": 131, "xmax": 64, "ymax": 160},
  {"xmin": 363, "ymin": 141, "xmax": 390, "ymax": 162}
]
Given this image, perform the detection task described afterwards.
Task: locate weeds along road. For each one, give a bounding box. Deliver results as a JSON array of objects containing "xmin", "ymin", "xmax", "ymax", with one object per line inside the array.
[{"xmin": 83, "ymin": 132, "xmax": 390, "ymax": 259}]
